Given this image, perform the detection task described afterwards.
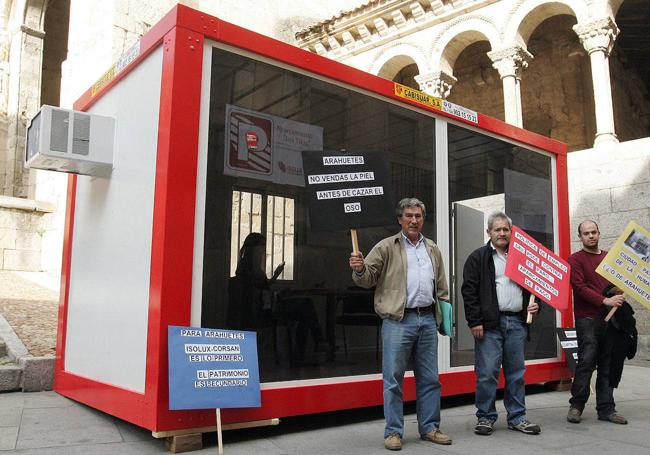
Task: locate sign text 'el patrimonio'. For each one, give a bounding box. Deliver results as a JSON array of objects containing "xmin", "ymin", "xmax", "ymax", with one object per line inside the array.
[{"xmin": 168, "ymin": 326, "xmax": 260, "ymax": 410}]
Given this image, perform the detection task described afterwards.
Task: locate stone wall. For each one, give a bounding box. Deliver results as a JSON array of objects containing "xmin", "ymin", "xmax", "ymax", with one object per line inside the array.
[
  {"xmin": 522, "ymin": 15, "xmax": 595, "ymax": 152},
  {"xmin": 0, "ymin": 115, "xmax": 6, "ymax": 181},
  {"xmin": 447, "ymin": 41, "xmax": 505, "ymax": 121},
  {"xmin": 0, "ymin": 197, "xmax": 55, "ymax": 271},
  {"xmin": 568, "ymin": 137, "xmax": 650, "ymax": 336}
]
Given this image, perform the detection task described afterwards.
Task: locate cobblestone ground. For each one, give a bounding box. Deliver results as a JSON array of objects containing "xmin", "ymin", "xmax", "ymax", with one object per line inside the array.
[{"xmin": 0, "ymin": 271, "xmax": 58, "ymax": 357}]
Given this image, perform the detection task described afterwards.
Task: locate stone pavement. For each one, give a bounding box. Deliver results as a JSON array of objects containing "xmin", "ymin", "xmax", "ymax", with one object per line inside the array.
[
  {"xmin": 0, "ymin": 271, "xmax": 58, "ymax": 391},
  {"xmin": 0, "ymin": 271, "xmax": 58, "ymax": 358},
  {"xmin": 0, "ymin": 270, "xmax": 649, "ymax": 452},
  {"xmin": 0, "ymin": 365, "xmax": 649, "ymax": 454}
]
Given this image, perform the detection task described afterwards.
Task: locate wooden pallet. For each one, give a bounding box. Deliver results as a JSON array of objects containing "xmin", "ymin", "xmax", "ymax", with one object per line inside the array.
[{"xmin": 155, "ymin": 418, "xmax": 280, "ymax": 453}]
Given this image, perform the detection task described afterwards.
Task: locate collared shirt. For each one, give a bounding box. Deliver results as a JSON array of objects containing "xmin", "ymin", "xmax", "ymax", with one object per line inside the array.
[
  {"xmin": 490, "ymin": 241, "xmax": 523, "ymax": 312},
  {"xmin": 402, "ymin": 232, "xmax": 435, "ymax": 309}
]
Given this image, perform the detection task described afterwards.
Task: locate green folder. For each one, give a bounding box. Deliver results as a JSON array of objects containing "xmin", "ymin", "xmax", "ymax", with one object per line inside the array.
[{"xmin": 438, "ymin": 300, "xmax": 453, "ymax": 337}]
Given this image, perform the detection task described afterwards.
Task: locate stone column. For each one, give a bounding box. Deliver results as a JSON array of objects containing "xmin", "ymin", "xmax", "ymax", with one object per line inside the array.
[
  {"xmin": 0, "ymin": 21, "xmax": 9, "ymax": 197},
  {"xmin": 573, "ymin": 17, "xmax": 619, "ymax": 145},
  {"xmin": 415, "ymin": 70, "xmax": 457, "ymax": 98},
  {"xmin": 4, "ymin": 23, "xmax": 45, "ymax": 197},
  {"xmin": 0, "ymin": 28, "xmax": 9, "ymax": 114},
  {"xmin": 488, "ymin": 46, "xmax": 533, "ymax": 127}
]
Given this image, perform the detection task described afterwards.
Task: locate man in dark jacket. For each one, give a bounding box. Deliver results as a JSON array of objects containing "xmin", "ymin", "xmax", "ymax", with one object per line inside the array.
[{"xmin": 462, "ymin": 211, "xmax": 540, "ymax": 436}]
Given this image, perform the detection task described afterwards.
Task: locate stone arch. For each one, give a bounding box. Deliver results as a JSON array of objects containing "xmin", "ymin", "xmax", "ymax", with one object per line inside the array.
[
  {"xmin": 9, "ymin": 0, "xmax": 46, "ymax": 31},
  {"xmin": 41, "ymin": 0, "xmax": 70, "ymax": 107},
  {"xmin": 432, "ymin": 16, "xmax": 501, "ymax": 74},
  {"xmin": 610, "ymin": 0, "xmax": 650, "ymax": 142},
  {"xmin": 369, "ymin": 42, "xmax": 429, "ymax": 80},
  {"xmin": 520, "ymin": 12, "xmax": 595, "ymax": 150},
  {"xmin": 505, "ymin": 0, "xmax": 585, "ymax": 46}
]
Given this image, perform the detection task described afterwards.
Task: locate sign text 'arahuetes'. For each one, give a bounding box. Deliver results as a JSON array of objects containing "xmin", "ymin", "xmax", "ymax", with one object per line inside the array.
[{"xmin": 302, "ymin": 150, "xmax": 394, "ymax": 231}]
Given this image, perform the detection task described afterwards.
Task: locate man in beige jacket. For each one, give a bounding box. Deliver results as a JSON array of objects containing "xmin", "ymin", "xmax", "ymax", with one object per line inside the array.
[{"xmin": 349, "ymin": 198, "xmax": 451, "ymax": 451}]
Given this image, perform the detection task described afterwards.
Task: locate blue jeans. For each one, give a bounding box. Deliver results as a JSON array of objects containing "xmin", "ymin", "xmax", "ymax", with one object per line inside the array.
[
  {"xmin": 474, "ymin": 314, "xmax": 527, "ymax": 425},
  {"xmin": 382, "ymin": 311, "xmax": 440, "ymax": 437}
]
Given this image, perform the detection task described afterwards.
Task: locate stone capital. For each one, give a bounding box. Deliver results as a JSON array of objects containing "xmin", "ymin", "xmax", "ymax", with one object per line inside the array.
[
  {"xmin": 573, "ymin": 17, "xmax": 619, "ymax": 56},
  {"xmin": 415, "ymin": 70, "xmax": 457, "ymax": 98},
  {"xmin": 487, "ymin": 46, "xmax": 533, "ymax": 79}
]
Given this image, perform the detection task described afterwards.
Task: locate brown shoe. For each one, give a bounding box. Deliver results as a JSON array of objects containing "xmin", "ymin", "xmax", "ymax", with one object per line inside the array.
[
  {"xmin": 384, "ymin": 433, "xmax": 402, "ymax": 451},
  {"xmin": 567, "ymin": 407, "xmax": 582, "ymax": 423},
  {"xmin": 598, "ymin": 413, "xmax": 628, "ymax": 424},
  {"xmin": 421, "ymin": 428, "xmax": 452, "ymax": 445}
]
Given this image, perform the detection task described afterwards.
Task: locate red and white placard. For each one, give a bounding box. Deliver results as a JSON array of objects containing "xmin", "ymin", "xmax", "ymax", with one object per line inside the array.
[{"xmin": 505, "ymin": 225, "xmax": 570, "ymax": 310}]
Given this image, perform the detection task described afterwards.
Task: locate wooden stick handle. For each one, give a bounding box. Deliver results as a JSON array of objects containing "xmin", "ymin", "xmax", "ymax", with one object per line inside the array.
[
  {"xmin": 351, "ymin": 229, "xmax": 359, "ymax": 254},
  {"xmin": 526, "ymin": 294, "xmax": 535, "ymax": 324},
  {"xmin": 216, "ymin": 408, "xmax": 224, "ymax": 455},
  {"xmin": 604, "ymin": 306, "xmax": 618, "ymax": 322}
]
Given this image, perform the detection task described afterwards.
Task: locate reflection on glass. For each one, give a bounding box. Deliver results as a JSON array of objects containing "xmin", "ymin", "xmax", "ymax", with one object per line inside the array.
[
  {"xmin": 202, "ymin": 47, "xmax": 436, "ymax": 383},
  {"xmin": 448, "ymin": 125, "xmax": 557, "ymax": 367},
  {"xmin": 267, "ymin": 195, "xmax": 294, "ymax": 280},
  {"xmin": 230, "ymin": 190, "xmax": 263, "ymax": 277}
]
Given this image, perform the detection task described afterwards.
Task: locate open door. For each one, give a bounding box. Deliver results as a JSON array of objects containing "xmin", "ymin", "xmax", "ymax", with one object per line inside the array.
[{"xmin": 451, "ymin": 202, "xmax": 486, "ymax": 367}]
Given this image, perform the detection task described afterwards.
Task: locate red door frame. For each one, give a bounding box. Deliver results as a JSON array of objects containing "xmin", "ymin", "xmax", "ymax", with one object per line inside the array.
[{"xmin": 56, "ymin": 4, "xmax": 572, "ymax": 432}]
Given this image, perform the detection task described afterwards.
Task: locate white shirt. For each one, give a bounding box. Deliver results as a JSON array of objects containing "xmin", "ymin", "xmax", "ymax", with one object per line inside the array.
[
  {"xmin": 402, "ymin": 233, "xmax": 435, "ymax": 309},
  {"xmin": 490, "ymin": 242, "xmax": 523, "ymax": 312}
]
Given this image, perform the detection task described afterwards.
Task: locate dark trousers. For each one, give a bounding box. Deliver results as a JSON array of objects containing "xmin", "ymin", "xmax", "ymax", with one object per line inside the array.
[{"xmin": 569, "ymin": 317, "xmax": 616, "ymax": 416}]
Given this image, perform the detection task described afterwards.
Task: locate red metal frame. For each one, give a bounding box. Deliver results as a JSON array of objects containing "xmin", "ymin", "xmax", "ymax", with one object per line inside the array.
[{"xmin": 58, "ymin": 4, "xmax": 572, "ymax": 433}]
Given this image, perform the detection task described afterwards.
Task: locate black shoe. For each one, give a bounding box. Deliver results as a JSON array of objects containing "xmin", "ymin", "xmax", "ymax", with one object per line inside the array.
[
  {"xmin": 598, "ymin": 413, "xmax": 628, "ymax": 424},
  {"xmin": 508, "ymin": 420, "xmax": 541, "ymax": 435},
  {"xmin": 474, "ymin": 418, "xmax": 494, "ymax": 435}
]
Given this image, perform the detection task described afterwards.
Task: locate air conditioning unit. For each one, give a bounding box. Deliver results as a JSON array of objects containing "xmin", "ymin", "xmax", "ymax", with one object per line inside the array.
[{"xmin": 25, "ymin": 105, "xmax": 115, "ymax": 177}]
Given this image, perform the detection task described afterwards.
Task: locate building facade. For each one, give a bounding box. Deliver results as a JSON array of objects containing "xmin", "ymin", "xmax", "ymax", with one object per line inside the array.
[
  {"xmin": 1, "ymin": 0, "xmax": 648, "ymax": 339},
  {"xmin": 0, "ymin": 0, "xmax": 354, "ymax": 272}
]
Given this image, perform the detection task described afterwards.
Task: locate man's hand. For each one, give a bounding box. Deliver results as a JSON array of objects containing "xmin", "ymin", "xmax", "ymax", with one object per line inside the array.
[
  {"xmin": 349, "ymin": 251, "xmax": 365, "ymax": 273},
  {"xmin": 470, "ymin": 324, "xmax": 484, "ymax": 339},
  {"xmin": 603, "ymin": 294, "xmax": 624, "ymax": 308},
  {"xmin": 527, "ymin": 301, "xmax": 539, "ymax": 314}
]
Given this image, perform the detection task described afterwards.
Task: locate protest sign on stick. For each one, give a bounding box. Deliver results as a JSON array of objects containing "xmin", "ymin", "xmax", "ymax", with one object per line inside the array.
[
  {"xmin": 168, "ymin": 326, "xmax": 261, "ymax": 454},
  {"xmin": 302, "ymin": 150, "xmax": 395, "ymax": 252},
  {"xmin": 596, "ymin": 221, "xmax": 650, "ymax": 320},
  {"xmin": 504, "ymin": 226, "xmax": 571, "ymax": 324}
]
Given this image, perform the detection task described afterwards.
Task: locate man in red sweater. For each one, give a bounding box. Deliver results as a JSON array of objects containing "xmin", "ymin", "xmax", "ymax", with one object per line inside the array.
[{"xmin": 566, "ymin": 220, "xmax": 627, "ymax": 424}]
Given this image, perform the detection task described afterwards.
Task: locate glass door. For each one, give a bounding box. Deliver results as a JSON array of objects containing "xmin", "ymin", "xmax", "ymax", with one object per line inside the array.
[{"xmin": 446, "ymin": 123, "xmax": 559, "ymax": 368}]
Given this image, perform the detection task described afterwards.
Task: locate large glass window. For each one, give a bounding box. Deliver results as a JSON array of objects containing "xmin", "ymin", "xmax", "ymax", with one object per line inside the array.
[
  {"xmin": 202, "ymin": 47, "xmax": 436, "ymax": 383},
  {"xmin": 448, "ymin": 124, "xmax": 557, "ymax": 367}
]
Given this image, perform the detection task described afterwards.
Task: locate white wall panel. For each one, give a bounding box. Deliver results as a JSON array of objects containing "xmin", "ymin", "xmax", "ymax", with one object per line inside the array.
[{"xmin": 65, "ymin": 47, "xmax": 163, "ymax": 392}]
